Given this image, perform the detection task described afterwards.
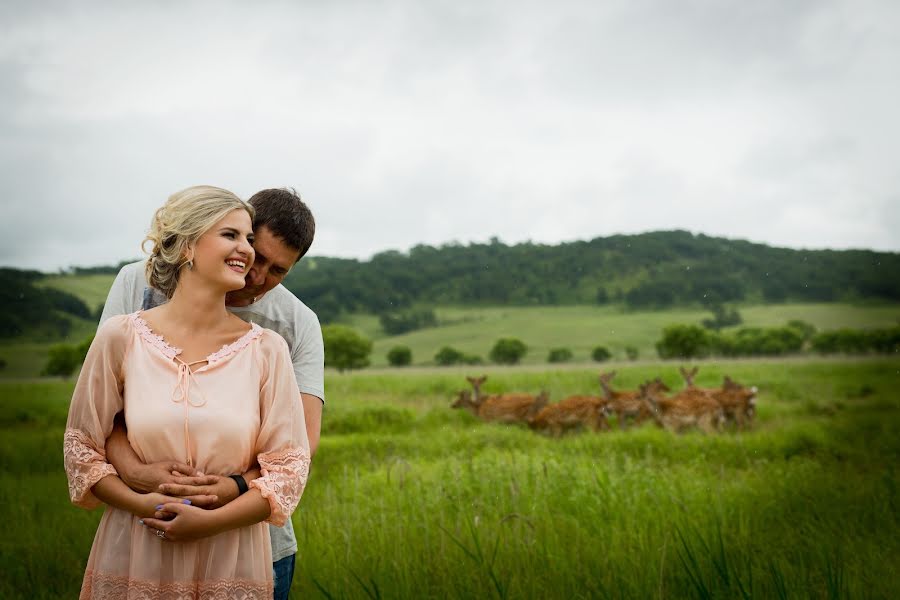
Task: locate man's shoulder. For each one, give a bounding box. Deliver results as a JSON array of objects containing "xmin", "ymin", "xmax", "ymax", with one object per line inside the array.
[
  {"xmin": 259, "ymin": 285, "xmax": 318, "ymax": 319},
  {"xmin": 117, "ymin": 260, "xmax": 148, "ymax": 281}
]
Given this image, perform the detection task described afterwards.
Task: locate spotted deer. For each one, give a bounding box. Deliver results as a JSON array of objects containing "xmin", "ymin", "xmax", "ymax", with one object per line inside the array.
[
  {"xmin": 452, "ymin": 376, "xmax": 549, "ymax": 425},
  {"xmin": 599, "ymin": 371, "xmax": 670, "ymax": 429},
  {"xmin": 712, "ymin": 376, "xmax": 758, "ymax": 429},
  {"xmin": 529, "ymin": 395, "xmax": 611, "ymax": 437},
  {"xmin": 680, "ymin": 367, "xmax": 758, "ymax": 428},
  {"xmin": 640, "ymin": 381, "xmax": 725, "ymax": 434}
]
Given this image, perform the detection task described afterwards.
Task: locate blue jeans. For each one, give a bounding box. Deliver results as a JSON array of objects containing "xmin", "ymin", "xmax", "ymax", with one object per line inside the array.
[{"xmin": 273, "ymin": 554, "xmax": 296, "ymax": 600}]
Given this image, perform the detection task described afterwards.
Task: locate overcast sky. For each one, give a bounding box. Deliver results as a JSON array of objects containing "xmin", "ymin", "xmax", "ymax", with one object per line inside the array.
[{"xmin": 1, "ymin": 0, "xmax": 898, "ymax": 271}]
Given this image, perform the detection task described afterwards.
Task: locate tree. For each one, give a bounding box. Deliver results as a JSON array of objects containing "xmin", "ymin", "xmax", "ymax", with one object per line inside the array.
[
  {"xmin": 591, "ymin": 346, "xmax": 612, "ymax": 362},
  {"xmin": 701, "ymin": 304, "xmax": 743, "ymax": 331},
  {"xmin": 435, "ymin": 346, "xmax": 464, "ymax": 366},
  {"xmin": 490, "ymin": 338, "xmax": 528, "ymax": 365},
  {"xmin": 625, "ymin": 346, "xmax": 639, "ymax": 361},
  {"xmin": 322, "ymin": 325, "xmax": 372, "ymax": 372},
  {"xmin": 656, "ymin": 325, "xmax": 711, "ymax": 359},
  {"xmin": 41, "ymin": 344, "xmax": 81, "ymax": 377},
  {"xmin": 547, "ymin": 347, "xmax": 573, "ymax": 363},
  {"xmin": 387, "ymin": 345, "xmax": 412, "ymax": 367}
]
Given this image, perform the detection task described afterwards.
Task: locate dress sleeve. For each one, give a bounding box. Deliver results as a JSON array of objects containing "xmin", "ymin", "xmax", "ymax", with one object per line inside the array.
[
  {"xmin": 249, "ymin": 331, "xmax": 311, "ymax": 526},
  {"xmin": 63, "ymin": 317, "xmax": 128, "ymax": 509}
]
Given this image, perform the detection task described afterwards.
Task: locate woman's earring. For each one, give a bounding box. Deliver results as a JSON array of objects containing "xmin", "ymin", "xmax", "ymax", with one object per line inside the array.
[{"xmin": 186, "ymin": 259, "xmax": 194, "ymax": 270}]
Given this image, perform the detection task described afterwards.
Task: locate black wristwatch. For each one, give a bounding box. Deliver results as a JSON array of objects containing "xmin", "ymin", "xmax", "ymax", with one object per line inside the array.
[{"xmin": 228, "ymin": 474, "xmax": 249, "ymax": 496}]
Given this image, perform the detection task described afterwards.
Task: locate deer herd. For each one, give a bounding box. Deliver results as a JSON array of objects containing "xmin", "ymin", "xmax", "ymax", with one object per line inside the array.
[{"xmin": 451, "ymin": 367, "xmax": 758, "ymax": 436}]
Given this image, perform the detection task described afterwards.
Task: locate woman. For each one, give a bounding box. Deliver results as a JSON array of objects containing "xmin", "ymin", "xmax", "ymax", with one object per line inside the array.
[{"xmin": 64, "ymin": 186, "xmax": 310, "ymax": 599}]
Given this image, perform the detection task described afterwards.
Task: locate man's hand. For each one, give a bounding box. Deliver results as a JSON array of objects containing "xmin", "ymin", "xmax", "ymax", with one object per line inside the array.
[
  {"xmin": 120, "ymin": 460, "xmax": 200, "ymax": 495},
  {"xmin": 157, "ymin": 474, "xmax": 238, "ymax": 509}
]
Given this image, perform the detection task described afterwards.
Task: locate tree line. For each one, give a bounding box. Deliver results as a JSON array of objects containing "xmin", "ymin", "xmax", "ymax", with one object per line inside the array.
[{"xmin": 283, "ymin": 230, "xmax": 900, "ymax": 321}]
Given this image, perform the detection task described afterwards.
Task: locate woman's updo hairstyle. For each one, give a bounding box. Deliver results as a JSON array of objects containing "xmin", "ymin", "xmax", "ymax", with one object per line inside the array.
[{"xmin": 143, "ymin": 186, "xmax": 254, "ymax": 298}]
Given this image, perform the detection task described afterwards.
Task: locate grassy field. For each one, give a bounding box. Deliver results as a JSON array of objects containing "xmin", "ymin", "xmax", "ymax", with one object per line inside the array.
[
  {"xmin": 38, "ymin": 273, "xmax": 117, "ymax": 313},
  {"xmin": 353, "ymin": 303, "xmax": 900, "ymax": 367},
  {"xmin": 2, "ymin": 301, "xmax": 898, "ymax": 379},
  {"xmin": 2, "ymin": 358, "xmax": 898, "ymax": 598}
]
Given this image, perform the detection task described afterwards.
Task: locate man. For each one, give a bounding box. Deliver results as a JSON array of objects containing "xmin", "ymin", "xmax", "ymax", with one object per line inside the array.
[{"xmin": 99, "ymin": 187, "xmax": 323, "ymax": 600}]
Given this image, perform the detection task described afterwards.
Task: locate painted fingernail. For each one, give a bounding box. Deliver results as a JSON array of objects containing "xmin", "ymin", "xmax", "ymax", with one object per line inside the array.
[
  {"xmin": 155, "ymin": 505, "xmax": 163, "ymax": 510},
  {"xmin": 138, "ymin": 519, "xmax": 144, "ymax": 525},
  {"xmin": 183, "ymin": 499, "xmax": 191, "ymax": 505}
]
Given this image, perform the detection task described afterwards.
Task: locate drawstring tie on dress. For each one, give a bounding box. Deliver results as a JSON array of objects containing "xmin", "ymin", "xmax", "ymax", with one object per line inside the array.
[{"xmin": 171, "ymin": 359, "xmax": 208, "ymax": 467}]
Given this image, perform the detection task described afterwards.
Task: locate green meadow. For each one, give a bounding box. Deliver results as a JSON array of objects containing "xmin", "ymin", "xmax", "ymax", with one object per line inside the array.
[
  {"xmin": 2, "ymin": 359, "xmax": 898, "ymax": 598},
  {"xmin": 355, "ymin": 303, "xmax": 900, "ymax": 366}
]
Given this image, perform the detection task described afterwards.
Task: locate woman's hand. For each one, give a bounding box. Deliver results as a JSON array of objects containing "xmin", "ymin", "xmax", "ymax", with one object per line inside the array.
[
  {"xmin": 140, "ymin": 502, "xmax": 224, "ymax": 542},
  {"xmin": 134, "ymin": 493, "xmax": 194, "ymax": 519}
]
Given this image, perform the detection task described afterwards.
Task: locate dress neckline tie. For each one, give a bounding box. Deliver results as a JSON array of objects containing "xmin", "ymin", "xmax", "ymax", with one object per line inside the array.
[{"xmin": 171, "ymin": 359, "xmax": 208, "ymax": 467}]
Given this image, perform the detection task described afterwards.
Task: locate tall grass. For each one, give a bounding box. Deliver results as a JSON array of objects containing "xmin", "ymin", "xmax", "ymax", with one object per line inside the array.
[{"xmin": 0, "ymin": 359, "xmax": 897, "ymax": 598}]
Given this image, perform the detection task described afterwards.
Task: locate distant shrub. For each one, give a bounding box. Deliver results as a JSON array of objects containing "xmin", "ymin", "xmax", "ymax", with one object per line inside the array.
[
  {"xmin": 786, "ymin": 319, "xmax": 817, "ymax": 341},
  {"xmin": 591, "ymin": 346, "xmax": 612, "ymax": 362},
  {"xmin": 435, "ymin": 346, "xmax": 483, "ymax": 366},
  {"xmin": 811, "ymin": 326, "xmax": 900, "ymax": 355},
  {"xmin": 713, "ymin": 327, "xmax": 804, "ymax": 357},
  {"xmin": 656, "ymin": 325, "xmax": 711, "ymax": 359},
  {"xmin": 40, "ymin": 333, "xmax": 94, "ymax": 378},
  {"xmin": 435, "ymin": 346, "xmax": 464, "ymax": 366},
  {"xmin": 489, "ymin": 338, "xmax": 528, "ymax": 365},
  {"xmin": 595, "ymin": 288, "xmax": 609, "ymax": 304},
  {"xmin": 379, "ymin": 309, "xmax": 437, "ymax": 335},
  {"xmin": 322, "ymin": 325, "xmax": 372, "ymax": 372},
  {"xmin": 0, "ymin": 358, "xmax": 6, "ymax": 370},
  {"xmin": 547, "ymin": 347, "xmax": 573, "ymax": 363},
  {"xmin": 387, "ymin": 345, "xmax": 412, "ymax": 367},
  {"xmin": 41, "ymin": 344, "xmax": 81, "ymax": 378},
  {"xmin": 625, "ymin": 346, "xmax": 639, "ymax": 361}
]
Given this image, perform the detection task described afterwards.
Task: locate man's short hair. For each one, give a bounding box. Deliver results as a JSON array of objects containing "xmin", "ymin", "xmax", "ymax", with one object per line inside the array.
[{"xmin": 247, "ymin": 188, "xmax": 316, "ymax": 261}]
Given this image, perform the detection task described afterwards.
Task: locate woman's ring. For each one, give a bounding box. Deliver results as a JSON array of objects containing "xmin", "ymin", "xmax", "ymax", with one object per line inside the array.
[{"xmin": 156, "ymin": 530, "xmax": 166, "ymax": 539}]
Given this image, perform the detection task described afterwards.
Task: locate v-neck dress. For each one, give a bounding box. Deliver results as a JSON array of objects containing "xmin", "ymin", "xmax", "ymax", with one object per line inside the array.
[{"xmin": 64, "ymin": 312, "xmax": 311, "ymax": 599}]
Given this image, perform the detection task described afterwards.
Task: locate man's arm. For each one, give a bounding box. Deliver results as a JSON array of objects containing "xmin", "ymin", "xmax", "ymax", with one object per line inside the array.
[{"xmin": 302, "ymin": 392, "xmax": 322, "ymax": 457}]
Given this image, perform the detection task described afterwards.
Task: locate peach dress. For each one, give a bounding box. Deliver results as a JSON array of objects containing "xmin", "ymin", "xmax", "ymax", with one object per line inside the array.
[{"xmin": 64, "ymin": 312, "xmax": 311, "ymax": 600}]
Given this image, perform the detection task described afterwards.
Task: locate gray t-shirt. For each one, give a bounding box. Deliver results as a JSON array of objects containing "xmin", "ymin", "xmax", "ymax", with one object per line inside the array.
[{"xmin": 100, "ymin": 260, "xmax": 324, "ymax": 562}]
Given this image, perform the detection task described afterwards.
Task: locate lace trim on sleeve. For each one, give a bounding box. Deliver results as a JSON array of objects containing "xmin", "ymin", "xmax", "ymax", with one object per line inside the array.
[
  {"xmin": 249, "ymin": 446, "xmax": 311, "ymax": 526},
  {"xmin": 63, "ymin": 428, "xmax": 117, "ymax": 509}
]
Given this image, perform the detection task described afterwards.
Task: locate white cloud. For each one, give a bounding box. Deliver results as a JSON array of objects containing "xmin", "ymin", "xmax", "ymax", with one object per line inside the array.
[{"xmin": 0, "ymin": 0, "xmax": 898, "ymax": 271}]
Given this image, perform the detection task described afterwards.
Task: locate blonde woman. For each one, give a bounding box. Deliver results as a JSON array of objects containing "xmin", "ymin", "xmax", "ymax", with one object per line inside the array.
[{"xmin": 64, "ymin": 186, "xmax": 310, "ymax": 598}]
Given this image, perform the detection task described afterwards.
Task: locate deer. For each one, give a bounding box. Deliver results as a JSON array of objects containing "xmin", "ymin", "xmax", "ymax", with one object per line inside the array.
[
  {"xmin": 712, "ymin": 376, "xmax": 758, "ymax": 429},
  {"xmin": 452, "ymin": 376, "xmax": 549, "ymax": 425},
  {"xmin": 680, "ymin": 367, "xmax": 758, "ymax": 428},
  {"xmin": 599, "ymin": 371, "xmax": 670, "ymax": 429},
  {"xmin": 529, "ymin": 394, "xmax": 612, "ymax": 437},
  {"xmin": 640, "ymin": 381, "xmax": 725, "ymax": 434}
]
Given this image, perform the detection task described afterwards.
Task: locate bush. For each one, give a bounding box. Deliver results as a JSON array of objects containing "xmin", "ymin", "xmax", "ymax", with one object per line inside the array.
[
  {"xmin": 41, "ymin": 344, "xmax": 81, "ymax": 378},
  {"xmin": 786, "ymin": 319, "xmax": 817, "ymax": 341},
  {"xmin": 591, "ymin": 346, "xmax": 612, "ymax": 362},
  {"xmin": 655, "ymin": 325, "xmax": 711, "ymax": 359},
  {"xmin": 0, "ymin": 358, "xmax": 6, "ymax": 370},
  {"xmin": 489, "ymin": 338, "xmax": 528, "ymax": 365},
  {"xmin": 713, "ymin": 327, "xmax": 804, "ymax": 357},
  {"xmin": 810, "ymin": 326, "xmax": 900, "ymax": 355},
  {"xmin": 625, "ymin": 346, "xmax": 639, "ymax": 361},
  {"xmin": 547, "ymin": 347, "xmax": 573, "ymax": 363},
  {"xmin": 379, "ymin": 309, "xmax": 437, "ymax": 335},
  {"xmin": 434, "ymin": 346, "xmax": 482, "ymax": 366},
  {"xmin": 322, "ymin": 325, "xmax": 372, "ymax": 372},
  {"xmin": 387, "ymin": 345, "xmax": 412, "ymax": 367}
]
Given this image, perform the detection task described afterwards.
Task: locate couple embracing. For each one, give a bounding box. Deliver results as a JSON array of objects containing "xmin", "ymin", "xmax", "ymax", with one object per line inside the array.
[{"xmin": 64, "ymin": 186, "xmax": 324, "ymax": 599}]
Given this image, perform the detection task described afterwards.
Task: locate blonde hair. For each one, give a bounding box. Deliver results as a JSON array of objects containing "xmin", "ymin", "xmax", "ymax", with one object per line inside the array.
[{"xmin": 143, "ymin": 186, "xmax": 254, "ymax": 298}]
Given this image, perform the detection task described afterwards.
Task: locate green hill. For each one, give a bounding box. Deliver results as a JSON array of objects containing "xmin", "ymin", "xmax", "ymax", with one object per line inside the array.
[{"xmin": 283, "ymin": 230, "xmax": 900, "ymax": 321}]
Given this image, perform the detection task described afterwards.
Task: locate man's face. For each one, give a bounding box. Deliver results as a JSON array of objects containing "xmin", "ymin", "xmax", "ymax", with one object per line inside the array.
[{"xmin": 225, "ymin": 225, "xmax": 301, "ymax": 306}]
